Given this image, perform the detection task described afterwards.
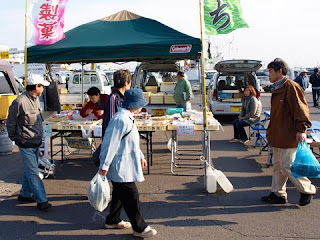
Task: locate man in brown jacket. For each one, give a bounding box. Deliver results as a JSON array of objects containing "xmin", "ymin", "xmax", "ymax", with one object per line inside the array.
[{"xmin": 262, "ymin": 58, "xmax": 317, "ymax": 206}]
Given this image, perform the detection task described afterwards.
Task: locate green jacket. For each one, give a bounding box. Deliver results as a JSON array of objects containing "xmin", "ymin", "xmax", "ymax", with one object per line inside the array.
[{"xmin": 173, "ymin": 79, "xmax": 193, "ymax": 104}]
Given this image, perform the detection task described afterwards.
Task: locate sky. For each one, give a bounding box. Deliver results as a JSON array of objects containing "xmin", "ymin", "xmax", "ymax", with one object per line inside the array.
[{"xmin": 1, "ymin": 0, "xmax": 320, "ymax": 68}]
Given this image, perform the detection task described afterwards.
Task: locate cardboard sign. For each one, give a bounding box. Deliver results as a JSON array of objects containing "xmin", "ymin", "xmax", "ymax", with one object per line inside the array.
[
  {"xmin": 177, "ymin": 124, "xmax": 194, "ymax": 136},
  {"xmin": 94, "ymin": 125, "xmax": 103, "ymax": 137}
]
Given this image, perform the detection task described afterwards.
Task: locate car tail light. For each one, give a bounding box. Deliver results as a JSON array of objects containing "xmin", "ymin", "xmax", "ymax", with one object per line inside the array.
[
  {"xmin": 256, "ymin": 90, "xmax": 260, "ymax": 98},
  {"xmin": 212, "ymin": 89, "xmax": 217, "ymax": 98}
]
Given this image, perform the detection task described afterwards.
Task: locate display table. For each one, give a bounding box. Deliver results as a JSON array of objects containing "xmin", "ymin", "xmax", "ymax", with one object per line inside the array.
[
  {"xmin": 44, "ymin": 110, "xmax": 221, "ymax": 175},
  {"xmin": 43, "ymin": 119, "xmax": 101, "ymax": 162}
]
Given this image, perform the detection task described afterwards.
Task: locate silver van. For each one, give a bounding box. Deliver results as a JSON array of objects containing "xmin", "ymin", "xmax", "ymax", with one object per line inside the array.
[{"xmin": 207, "ymin": 59, "xmax": 262, "ymax": 115}]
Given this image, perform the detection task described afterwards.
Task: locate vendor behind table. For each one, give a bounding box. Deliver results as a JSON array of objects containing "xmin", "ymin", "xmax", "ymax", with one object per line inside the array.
[{"xmin": 80, "ymin": 87, "xmax": 108, "ymax": 120}]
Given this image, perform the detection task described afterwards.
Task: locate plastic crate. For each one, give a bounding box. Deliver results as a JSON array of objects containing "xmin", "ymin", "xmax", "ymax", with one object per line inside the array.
[
  {"xmin": 167, "ymin": 108, "xmax": 183, "ymax": 115},
  {"xmin": 218, "ymin": 92, "xmax": 232, "ymax": 99}
]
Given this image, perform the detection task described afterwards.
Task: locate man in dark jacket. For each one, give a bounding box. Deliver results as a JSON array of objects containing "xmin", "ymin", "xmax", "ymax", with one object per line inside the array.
[
  {"xmin": 309, "ymin": 68, "xmax": 320, "ymax": 106},
  {"xmin": 102, "ymin": 69, "xmax": 131, "ymax": 138},
  {"xmin": 262, "ymin": 58, "xmax": 316, "ymax": 206},
  {"xmin": 7, "ymin": 74, "xmax": 52, "ymax": 211},
  {"xmin": 294, "ymin": 69, "xmax": 309, "ymax": 91}
]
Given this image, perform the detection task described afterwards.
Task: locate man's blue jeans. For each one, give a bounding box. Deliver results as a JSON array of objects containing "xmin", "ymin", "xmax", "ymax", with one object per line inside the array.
[{"xmin": 19, "ymin": 147, "xmax": 48, "ymax": 203}]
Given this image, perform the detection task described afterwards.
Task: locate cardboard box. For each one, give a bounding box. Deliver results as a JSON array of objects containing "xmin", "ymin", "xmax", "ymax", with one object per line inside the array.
[
  {"xmin": 143, "ymin": 92, "xmax": 151, "ymax": 104},
  {"xmin": 145, "ymin": 86, "xmax": 158, "ymax": 93},
  {"xmin": 164, "ymin": 94, "xmax": 176, "ymax": 104},
  {"xmin": 0, "ymin": 95, "xmax": 17, "ymax": 119},
  {"xmin": 233, "ymin": 93, "xmax": 243, "ymax": 98},
  {"xmin": 160, "ymin": 82, "xmax": 176, "ymax": 93},
  {"xmin": 150, "ymin": 94, "xmax": 164, "ymax": 104}
]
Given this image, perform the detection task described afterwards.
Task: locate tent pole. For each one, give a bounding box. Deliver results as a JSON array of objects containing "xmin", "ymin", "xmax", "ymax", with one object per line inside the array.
[
  {"xmin": 199, "ymin": 0, "xmax": 209, "ymax": 190},
  {"xmin": 81, "ymin": 62, "xmax": 84, "ymax": 106},
  {"xmin": 24, "ymin": 0, "xmax": 28, "ymax": 87}
]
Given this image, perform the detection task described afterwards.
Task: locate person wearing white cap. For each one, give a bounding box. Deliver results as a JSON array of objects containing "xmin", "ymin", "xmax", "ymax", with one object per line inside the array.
[
  {"xmin": 294, "ymin": 69, "xmax": 309, "ymax": 91},
  {"xmin": 6, "ymin": 74, "xmax": 52, "ymax": 211}
]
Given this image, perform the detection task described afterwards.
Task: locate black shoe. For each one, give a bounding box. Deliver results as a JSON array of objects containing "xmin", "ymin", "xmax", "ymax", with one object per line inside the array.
[
  {"xmin": 37, "ymin": 201, "xmax": 52, "ymax": 211},
  {"xmin": 18, "ymin": 195, "xmax": 35, "ymax": 203},
  {"xmin": 261, "ymin": 192, "xmax": 287, "ymax": 204},
  {"xmin": 299, "ymin": 193, "xmax": 314, "ymax": 206}
]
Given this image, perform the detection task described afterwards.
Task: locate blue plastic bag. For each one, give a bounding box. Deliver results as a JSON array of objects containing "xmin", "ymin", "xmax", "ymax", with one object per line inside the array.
[{"xmin": 291, "ymin": 142, "xmax": 320, "ymax": 178}]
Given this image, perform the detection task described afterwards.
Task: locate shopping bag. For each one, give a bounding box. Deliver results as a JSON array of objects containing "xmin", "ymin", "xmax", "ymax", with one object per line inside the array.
[
  {"xmin": 291, "ymin": 142, "xmax": 320, "ymax": 178},
  {"xmin": 215, "ymin": 169, "xmax": 234, "ymax": 193},
  {"xmin": 87, "ymin": 173, "xmax": 110, "ymax": 212}
]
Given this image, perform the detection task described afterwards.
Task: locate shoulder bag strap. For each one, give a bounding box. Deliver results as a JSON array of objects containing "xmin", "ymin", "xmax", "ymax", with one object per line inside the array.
[{"xmin": 121, "ymin": 119, "xmax": 134, "ymax": 140}]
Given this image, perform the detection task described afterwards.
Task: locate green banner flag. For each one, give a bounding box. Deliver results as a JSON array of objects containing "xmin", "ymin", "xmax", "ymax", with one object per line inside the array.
[{"xmin": 204, "ymin": 0, "xmax": 248, "ymax": 35}]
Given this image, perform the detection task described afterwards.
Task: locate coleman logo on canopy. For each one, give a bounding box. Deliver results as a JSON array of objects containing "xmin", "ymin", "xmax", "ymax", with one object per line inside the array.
[{"xmin": 170, "ymin": 45, "xmax": 192, "ymax": 53}]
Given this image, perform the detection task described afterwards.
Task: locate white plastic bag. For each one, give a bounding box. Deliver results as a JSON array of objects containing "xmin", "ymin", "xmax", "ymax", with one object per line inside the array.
[{"xmin": 87, "ymin": 173, "xmax": 110, "ymax": 212}]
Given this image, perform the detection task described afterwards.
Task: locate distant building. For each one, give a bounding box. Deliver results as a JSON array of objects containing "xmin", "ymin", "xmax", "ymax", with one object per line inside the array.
[{"xmin": 9, "ymin": 48, "xmax": 24, "ymax": 64}]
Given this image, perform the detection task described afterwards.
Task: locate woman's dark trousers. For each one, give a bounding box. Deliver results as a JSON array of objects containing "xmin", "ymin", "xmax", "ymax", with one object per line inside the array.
[
  {"xmin": 232, "ymin": 119, "xmax": 250, "ymax": 141},
  {"xmin": 105, "ymin": 181, "xmax": 148, "ymax": 233}
]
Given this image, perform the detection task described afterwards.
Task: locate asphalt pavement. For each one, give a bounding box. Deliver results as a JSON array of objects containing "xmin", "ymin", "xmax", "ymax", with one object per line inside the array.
[{"xmin": 0, "ymin": 91, "xmax": 319, "ymax": 240}]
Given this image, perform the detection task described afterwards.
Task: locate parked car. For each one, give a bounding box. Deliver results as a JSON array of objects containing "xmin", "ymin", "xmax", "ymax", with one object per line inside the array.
[
  {"xmin": 205, "ymin": 70, "xmax": 217, "ymax": 90},
  {"xmin": 185, "ymin": 69, "xmax": 217, "ymax": 92},
  {"xmin": 207, "ymin": 59, "xmax": 262, "ymax": 115},
  {"xmin": 132, "ymin": 60, "xmax": 180, "ymax": 115},
  {"xmin": 104, "ymin": 70, "xmax": 115, "ymax": 86},
  {"xmin": 132, "ymin": 60, "xmax": 179, "ymax": 89},
  {"xmin": 256, "ymin": 70, "xmax": 271, "ymax": 92},
  {"xmin": 68, "ymin": 70, "xmax": 112, "ymax": 94},
  {"xmin": 185, "ymin": 69, "xmax": 199, "ymax": 92}
]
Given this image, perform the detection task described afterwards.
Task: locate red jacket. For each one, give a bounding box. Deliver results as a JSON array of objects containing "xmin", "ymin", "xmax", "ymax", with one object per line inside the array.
[{"xmin": 80, "ymin": 94, "xmax": 108, "ymax": 120}]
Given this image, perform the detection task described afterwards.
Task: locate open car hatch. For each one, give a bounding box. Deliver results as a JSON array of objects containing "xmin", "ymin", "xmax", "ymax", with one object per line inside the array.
[{"xmin": 215, "ymin": 60, "xmax": 262, "ymax": 73}]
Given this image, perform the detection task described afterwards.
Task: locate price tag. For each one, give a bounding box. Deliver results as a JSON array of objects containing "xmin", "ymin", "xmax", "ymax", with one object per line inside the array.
[
  {"xmin": 94, "ymin": 125, "xmax": 103, "ymax": 137},
  {"xmin": 43, "ymin": 124, "xmax": 52, "ymax": 137},
  {"xmin": 177, "ymin": 124, "xmax": 194, "ymax": 136}
]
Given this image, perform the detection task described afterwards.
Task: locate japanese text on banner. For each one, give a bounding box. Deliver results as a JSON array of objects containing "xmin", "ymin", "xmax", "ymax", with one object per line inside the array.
[
  {"xmin": 204, "ymin": 0, "xmax": 248, "ymax": 35},
  {"xmin": 29, "ymin": 0, "xmax": 68, "ymax": 45}
]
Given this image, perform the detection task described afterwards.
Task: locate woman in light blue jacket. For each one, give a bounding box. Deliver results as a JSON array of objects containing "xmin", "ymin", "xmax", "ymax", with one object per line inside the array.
[{"xmin": 98, "ymin": 88, "xmax": 157, "ymax": 238}]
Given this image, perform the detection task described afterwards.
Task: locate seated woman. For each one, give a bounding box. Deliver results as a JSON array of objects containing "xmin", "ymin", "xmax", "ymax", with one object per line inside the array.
[
  {"xmin": 80, "ymin": 87, "xmax": 108, "ymax": 120},
  {"xmin": 231, "ymin": 85, "xmax": 261, "ymax": 144}
]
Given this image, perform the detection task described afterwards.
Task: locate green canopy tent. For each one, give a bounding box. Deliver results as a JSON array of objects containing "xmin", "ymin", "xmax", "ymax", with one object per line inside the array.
[{"xmin": 27, "ymin": 10, "xmax": 201, "ymax": 63}]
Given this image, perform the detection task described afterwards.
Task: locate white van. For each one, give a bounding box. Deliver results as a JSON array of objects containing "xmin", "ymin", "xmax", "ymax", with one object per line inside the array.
[{"xmin": 68, "ymin": 70, "xmax": 112, "ymax": 94}]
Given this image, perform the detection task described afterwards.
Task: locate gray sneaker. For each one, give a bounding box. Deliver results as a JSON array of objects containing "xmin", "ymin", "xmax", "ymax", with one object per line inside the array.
[
  {"xmin": 133, "ymin": 226, "xmax": 157, "ymax": 238},
  {"xmin": 105, "ymin": 220, "xmax": 132, "ymax": 229}
]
